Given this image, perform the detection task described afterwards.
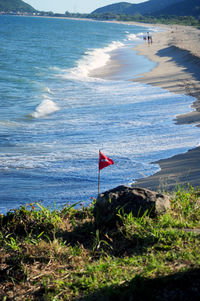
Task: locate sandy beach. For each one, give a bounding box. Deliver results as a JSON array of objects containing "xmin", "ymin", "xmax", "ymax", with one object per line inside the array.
[{"xmin": 132, "ymin": 24, "xmax": 200, "ymax": 191}]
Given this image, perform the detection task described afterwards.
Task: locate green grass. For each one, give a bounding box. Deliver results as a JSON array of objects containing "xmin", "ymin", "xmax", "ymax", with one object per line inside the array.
[{"xmin": 1, "ymin": 186, "xmax": 200, "ymax": 300}]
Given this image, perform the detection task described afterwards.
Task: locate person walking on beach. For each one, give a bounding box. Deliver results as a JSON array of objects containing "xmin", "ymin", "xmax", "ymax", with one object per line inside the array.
[{"xmin": 147, "ymin": 32, "xmax": 153, "ymax": 45}]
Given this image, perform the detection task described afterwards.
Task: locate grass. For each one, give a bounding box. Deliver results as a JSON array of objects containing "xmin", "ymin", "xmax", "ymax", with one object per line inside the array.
[{"xmin": 0, "ymin": 185, "xmax": 200, "ymax": 300}]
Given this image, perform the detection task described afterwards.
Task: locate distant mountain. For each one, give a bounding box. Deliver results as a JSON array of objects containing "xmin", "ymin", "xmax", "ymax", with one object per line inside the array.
[
  {"xmin": 92, "ymin": 0, "xmax": 199, "ymax": 17},
  {"xmin": 92, "ymin": 2, "xmax": 132, "ymax": 14},
  {"xmin": 125, "ymin": 0, "xmax": 184, "ymax": 16},
  {"xmin": 154, "ymin": 0, "xmax": 200, "ymax": 17},
  {"xmin": 0, "ymin": 0, "xmax": 36, "ymax": 13}
]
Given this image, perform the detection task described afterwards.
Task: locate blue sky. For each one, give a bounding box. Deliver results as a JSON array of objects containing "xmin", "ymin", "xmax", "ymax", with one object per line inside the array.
[{"xmin": 25, "ymin": 0, "xmax": 146, "ymax": 14}]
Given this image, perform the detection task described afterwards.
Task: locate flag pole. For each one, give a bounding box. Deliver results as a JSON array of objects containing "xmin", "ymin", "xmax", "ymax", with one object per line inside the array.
[
  {"xmin": 98, "ymin": 150, "xmax": 100, "ymax": 196},
  {"xmin": 98, "ymin": 168, "xmax": 100, "ymax": 196}
]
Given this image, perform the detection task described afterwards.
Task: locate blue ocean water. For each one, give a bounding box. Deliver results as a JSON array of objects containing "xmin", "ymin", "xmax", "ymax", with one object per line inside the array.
[{"xmin": 0, "ymin": 15, "xmax": 199, "ymax": 214}]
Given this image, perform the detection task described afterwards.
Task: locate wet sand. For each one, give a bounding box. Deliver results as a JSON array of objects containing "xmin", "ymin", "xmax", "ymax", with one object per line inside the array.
[{"xmin": 132, "ymin": 24, "xmax": 200, "ymax": 191}]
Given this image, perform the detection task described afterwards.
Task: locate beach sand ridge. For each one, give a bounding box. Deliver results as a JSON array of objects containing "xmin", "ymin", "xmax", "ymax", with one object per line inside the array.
[{"xmin": 132, "ymin": 24, "xmax": 200, "ymax": 191}]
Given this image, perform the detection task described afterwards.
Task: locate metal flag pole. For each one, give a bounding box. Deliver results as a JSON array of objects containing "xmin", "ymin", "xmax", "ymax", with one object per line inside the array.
[{"xmin": 98, "ymin": 150, "xmax": 100, "ymax": 196}]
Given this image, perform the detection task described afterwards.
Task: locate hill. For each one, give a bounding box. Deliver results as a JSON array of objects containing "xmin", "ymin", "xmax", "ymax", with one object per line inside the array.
[
  {"xmin": 0, "ymin": 0, "xmax": 36, "ymax": 13},
  {"xmin": 154, "ymin": 0, "xmax": 200, "ymax": 17},
  {"xmin": 92, "ymin": 0, "xmax": 199, "ymax": 17},
  {"xmin": 124, "ymin": 0, "xmax": 184, "ymax": 16},
  {"xmin": 92, "ymin": 2, "xmax": 133, "ymax": 14}
]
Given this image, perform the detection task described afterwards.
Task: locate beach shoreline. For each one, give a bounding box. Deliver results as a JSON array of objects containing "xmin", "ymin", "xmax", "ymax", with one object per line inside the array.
[{"xmin": 132, "ymin": 24, "xmax": 200, "ymax": 191}]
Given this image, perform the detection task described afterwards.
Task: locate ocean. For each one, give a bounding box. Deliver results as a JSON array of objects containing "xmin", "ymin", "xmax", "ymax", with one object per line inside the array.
[{"xmin": 0, "ymin": 15, "xmax": 199, "ymax": 214}]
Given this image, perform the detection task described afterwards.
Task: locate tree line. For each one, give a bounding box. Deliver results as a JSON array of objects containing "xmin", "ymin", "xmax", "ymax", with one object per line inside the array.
[{"xmin": 62, "ymin": 11, "xmax": 200, "ymax": 28}]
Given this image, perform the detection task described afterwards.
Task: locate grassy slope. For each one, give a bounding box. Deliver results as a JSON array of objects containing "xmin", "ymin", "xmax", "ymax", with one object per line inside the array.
[{"xmin": 1, "ymin": 186, "xmax": 200, "ymax": 300}]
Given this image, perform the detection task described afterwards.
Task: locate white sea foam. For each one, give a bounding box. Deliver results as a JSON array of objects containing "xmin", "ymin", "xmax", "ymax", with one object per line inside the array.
[
  {"xmin": 126, "ymin": 33, "xmax": 142, "ymax": 41},
  {"xmin": 148, "ymin": 27, "xmax": 161, "ymax": 32},
  {"xmin": 43, "ymin": 87, "xmax": 52, "ymax": 94},
  {"xmin": 49, "ymin": 66, "xmax": 64, "ymax": 72},
  {"xmin": 125, "ymin": 31, "xmax": 145, "ymax": 42},
  {"xmin": 0, "ymin": 121, "xmax": 21, "ymax": 127},
  {"xmin": 69, "ymin": 40, "xmax": 124, "ymax": 79},
  {"xmin": 31, "ymin": 98, "xmax": 60, "ymax": 118}
]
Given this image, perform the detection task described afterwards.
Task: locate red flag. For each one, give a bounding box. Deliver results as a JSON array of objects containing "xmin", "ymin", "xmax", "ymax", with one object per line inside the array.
[{"xmin": 99, "ymin": 151, "xmax": 114, "ymax": 170}]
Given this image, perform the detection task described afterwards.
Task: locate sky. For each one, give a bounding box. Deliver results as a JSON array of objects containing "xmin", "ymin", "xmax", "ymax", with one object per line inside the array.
[{"xmin": 25, "ymin": 0, "xmax": 146, "ymax": 14}]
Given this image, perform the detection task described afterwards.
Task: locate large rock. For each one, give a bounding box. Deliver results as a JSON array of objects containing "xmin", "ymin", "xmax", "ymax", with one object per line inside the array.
[{"xmin": 94, "ymin": 186, "xmax": 170, "ymax": 228}]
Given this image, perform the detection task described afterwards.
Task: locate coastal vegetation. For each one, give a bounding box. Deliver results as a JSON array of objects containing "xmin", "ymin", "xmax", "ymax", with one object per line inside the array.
[
  {"xmin": 88, "ymin": 13, "xmax": 200, "ymax": 28},
  {"xmin": 1, "ymin": 185, "xmax": 200, "ymax": 300}
]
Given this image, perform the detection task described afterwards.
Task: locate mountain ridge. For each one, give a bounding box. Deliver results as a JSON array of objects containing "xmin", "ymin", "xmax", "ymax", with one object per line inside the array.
[
  {"xmin": 0, "ymin": 0, "xmax": 36, "ymax": 13},
  {"xmin": 92, "ymin": 0, "xmax": 200, "ymax": 17},
  {"xmin": 154, "ymin": 0, "xmax": 200, "ymax": 17}
]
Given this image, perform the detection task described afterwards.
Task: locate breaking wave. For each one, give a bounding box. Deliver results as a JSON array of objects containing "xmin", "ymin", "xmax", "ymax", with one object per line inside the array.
[
  {"xmin": 31, "ymin": 98, "xmax": 60, "ymax": 118},
  {"xmin": 69, "ymin": 40, "xmax": 124, "ymax": 79}
]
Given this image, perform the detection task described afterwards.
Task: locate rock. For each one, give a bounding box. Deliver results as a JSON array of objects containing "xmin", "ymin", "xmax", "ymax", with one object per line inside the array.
[{"xmin": 94, "ymin": 185, "xmax": 170, "ymax": 228}]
